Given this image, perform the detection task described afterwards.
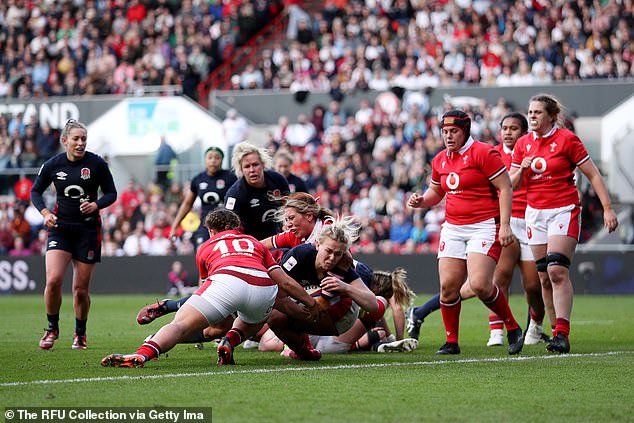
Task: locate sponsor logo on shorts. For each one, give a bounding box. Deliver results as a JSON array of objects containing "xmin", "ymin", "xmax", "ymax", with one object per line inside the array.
[{"xmin": 87, "ymin": 251, "xmax": 95, "ymax": 261}]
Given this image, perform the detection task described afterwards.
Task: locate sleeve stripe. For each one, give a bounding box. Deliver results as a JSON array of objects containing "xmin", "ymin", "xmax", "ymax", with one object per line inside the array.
[
  {"xmin": 511, "ymin": 163, "xmax": 521, "ymax": 168},
  {"xmin": 488, "ymin": 167, "xmax": 506, "ymax": 180},
  {"xmin": 268, "ymin": 264, "xmax": 281, "ymax": 272},
  {"xmin": 431, "ymin": 179, "xmax": 441, "ymax": 186},
  {"xmin": 576, "ymin": 155, "xmax": 590, "ymax": 166}
]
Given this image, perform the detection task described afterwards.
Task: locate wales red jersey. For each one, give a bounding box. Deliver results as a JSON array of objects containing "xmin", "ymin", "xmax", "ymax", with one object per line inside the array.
[
  {"xmin": 271, "ymin": 219, "xmax": 326, "ymax": 249},
  {"xmin": 511, "ymin": 127, "xmax": 589, "ymax": 209},
  {"xmin": 195, "ymin": 230, "xmax": 279, "ymax": 288},
  {"xmin": 496, "ymin": 143, "xmax": 527, "ymax": 218},
  {"xmin": 431, "ymin": 138, "xmax": 506, "ymax": 225}
]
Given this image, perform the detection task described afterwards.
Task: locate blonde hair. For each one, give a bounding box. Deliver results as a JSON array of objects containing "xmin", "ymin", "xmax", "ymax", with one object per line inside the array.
[
  {"xmin": 529, "ymin": 93, "xmax": 565, "ymax": 127},
  {"xmin": 318, "ymin": 215, "xmax": 360, "ymax": 249},
  {"xmin": 231, "ymin": 141, "xmax": 273, "ymax": 178},
  {"xmin": 274, "ymin": 192, "xmax": 334, "ymax": 224},
  {"xmin": 372, "ymin": 268, "xmax": 414, "ymax": 309},
  {"xmin": 60, "ymin": 118, "xmax": 87, "ymax": 142}
]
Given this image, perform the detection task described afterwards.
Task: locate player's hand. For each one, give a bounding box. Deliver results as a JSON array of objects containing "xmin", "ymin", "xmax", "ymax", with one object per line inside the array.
[
  {"xmin": 79, "ymin": 198, "xmax": 98, "ymax": 214},
  {"xmin": 604, "ymin": 209, "xmax": 618, "ymax": 233},
  {"xmin": 498, "ymin": 223, "xmax": 514, "ymax": 247},
  {"xmin": 43, "ymin": 213, "xmax": 58, "ymax": 228},
  {"xmin": 320, "ymin": 276, "xmax": 345, "ymax": 294},
  {"xmin": 168, "ymin": 229, "xmax": 178, "ymax": 245},
  {"xmin": 520, "ymin": 156, "xmax": 534, "ymax": 171},
  {"xmin": 407, "ymin": 193, "xmax": 423, "ymax": 208}
]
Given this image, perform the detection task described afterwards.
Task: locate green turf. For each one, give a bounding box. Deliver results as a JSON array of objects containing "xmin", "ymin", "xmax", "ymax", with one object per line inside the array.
[{"xmin": 1, "ymin": 294, "xmax": 633, "ymax": 422}]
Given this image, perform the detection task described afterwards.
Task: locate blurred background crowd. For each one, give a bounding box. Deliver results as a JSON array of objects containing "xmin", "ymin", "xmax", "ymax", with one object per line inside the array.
[{"xmin": 0, "ymin": 0, "xmax": 631, "ymax": 256}]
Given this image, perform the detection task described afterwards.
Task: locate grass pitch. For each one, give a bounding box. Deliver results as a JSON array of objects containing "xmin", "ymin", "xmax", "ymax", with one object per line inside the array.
[{"xmin": 1, "ymin": 294, "xmax": 633, "ymax": 422}]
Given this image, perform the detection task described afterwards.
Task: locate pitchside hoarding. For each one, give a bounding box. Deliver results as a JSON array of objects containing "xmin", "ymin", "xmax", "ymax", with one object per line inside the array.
[{"xmin": 1, "ymin": 252, "xmax": 633, "ymax": 295}]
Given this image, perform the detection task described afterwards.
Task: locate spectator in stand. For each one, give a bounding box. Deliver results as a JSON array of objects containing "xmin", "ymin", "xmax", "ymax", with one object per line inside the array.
[
  {"xmin": 273, "ymin": 149, "xmax": 308, "ymax": 193},
  {"xmin": 154, "ymin": 136, "xmax": 178, "ymax": 192},
  {"xmin": 123, "ymin": 221, "xmax": 151, "ymax": 256},
  {"xmin": 0, "ymin": 218, "xmax": 15, "ymax": 255},
  {"xmin": 285, "ymin": 113, "xmax": 317, "ymax": 150},
  {"xmin": 9, "ymin": 235, "xmax": 31, "ymax": 257},
  {"xmin": 389, "ymin": 212, "xmax": 413, "ymax": 252},
  {"xmin": 10, "ymin": 203, "xmax": 31, "ymax": 245},
  {"xmin": 222, "ymin": 109, "xmax": 249, "ymax": 160},
  {"xmin": 166, "ymin": 260, "xmax": 196, "ymax": 297}
]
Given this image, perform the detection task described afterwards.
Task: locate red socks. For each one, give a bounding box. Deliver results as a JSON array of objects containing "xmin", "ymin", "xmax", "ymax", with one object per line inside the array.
[
  {"xmin": 483, "ymin": 286, "xmax": 519, "ymax": 331},
  {"xmin": 440, "ymin": 297, "xmax": 461, "ymax": 343},
  {"xmin": 488, "ymin": 314, "xmax": 504, "ymax": 331},
  {"xmin": 226, "ymin": 328, "xmax": 244, "ymax": 347},
  {"xmin": 529, "ymin": 307, "xmax": 544, "ymax": 325},
  {"xmin": 555, "ymin": 318, "xmax": 570, "ymax": 340},
  {"xmin": 136, "ymin": 340, "xmax": 161, "ymax": 360}
]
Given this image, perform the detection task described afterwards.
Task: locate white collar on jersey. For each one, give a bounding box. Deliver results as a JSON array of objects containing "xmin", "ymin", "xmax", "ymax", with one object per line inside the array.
[
  {"xmin": 306, "ymin": 219, "xmax": 324, "ymax": 244},
  {"xmin": 446, "ymin": 136, "xmax": 475, "ymax": 157},
  {"xmin": 502, "ymin": 143, "xmax": 513, "ymax": 154},
  {"xmin": 532, "ymin": 124, "xmax": 558, "ymax": 140}
]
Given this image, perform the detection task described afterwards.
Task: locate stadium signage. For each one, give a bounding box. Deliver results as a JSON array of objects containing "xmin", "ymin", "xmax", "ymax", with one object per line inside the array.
[
  {"xmin": 0, "ymin": 102, "xmax": 81, "ymax": 129},
  {"xmin": 0, "ymin": 260, "xmax": 37, "ymax": 292}
]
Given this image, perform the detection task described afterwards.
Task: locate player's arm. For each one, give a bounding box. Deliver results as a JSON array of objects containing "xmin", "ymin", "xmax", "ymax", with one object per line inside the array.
[
  {"xmin": 407, "ymin": 184, "xmax": 444, "ymax": 209},
  {"xmin": 170, "ymin": 188, "xmax": 196, "ymax": 239},
  {"xmin": 260, "ymin": 236, "xmax": 274, "ymax": 249},
  {"xmin": 269, "ymin": 267, "xmax": 317, "ymax": 309},
  {"xmin": 95, "ymin": 161, "xmax": 117, "ymax": 210},
  {"xmin": 490, "ymin": 170, "xmax": 514, "ymax": 247},
  {"xmin": 578, "ymin": 159, "xmax": 618, "ymax": 233},
  {"xmin": 321, "ymin": 276, "xmax": 379, "ymax": 312},
  {"xmin": 30, "ymin": 162, "xmax": 57, "ymax": 227},
  {"xmin": 389, "ymin": 296, "xmax": 405, "ymax": 340}
]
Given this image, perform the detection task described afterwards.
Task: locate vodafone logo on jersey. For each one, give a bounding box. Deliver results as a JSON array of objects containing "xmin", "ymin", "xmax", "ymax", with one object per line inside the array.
[
  {"xmin": 531, "ymin": 157, "xmax": 547, "ymax": 174},
  {"xmin": 446, "ymin": 172, "xmax": 460, "ymax": 190}
]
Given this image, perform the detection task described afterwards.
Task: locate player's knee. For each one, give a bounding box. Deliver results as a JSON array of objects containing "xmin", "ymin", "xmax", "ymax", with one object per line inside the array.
[
  {"xmin": 536, "ymin": 257, "xmax": 548, "ymax": 272},
  {"xmin": 546, "ymin": 252, "xmax": 571, "ymax": 283},
  {"xmin": 546, "ymin": 252, "xmax": 571, "ymax": 269}
]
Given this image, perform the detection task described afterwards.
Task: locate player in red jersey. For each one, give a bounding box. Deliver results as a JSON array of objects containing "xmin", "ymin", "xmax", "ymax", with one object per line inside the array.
[
  {"xmin": 261, "ymin": 192, "xmax": 335, "ymax": 250},
  {"xmin": 100, "ymin": 209, "xmax": 318, "ymax": 368},
  {"xmin": 510, "ymin": 94, "xmax": 618, "ymax": 353},
  {"xmin": 407, "ymin": 110, "xmax": 524, "ymax": 356},
  {"xmin": 484, "ymin": 112, "xmax": 549, "ymax": 347}
]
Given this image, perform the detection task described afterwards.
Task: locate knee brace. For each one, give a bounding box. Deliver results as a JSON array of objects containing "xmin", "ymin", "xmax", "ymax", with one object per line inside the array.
[
  {"xmin": 546, "ymin": 252, "xmax": 571, "ymax": 269},
  {"xmin": 536, "ymin": 257, "xmax": 548, "ymax": 272}
]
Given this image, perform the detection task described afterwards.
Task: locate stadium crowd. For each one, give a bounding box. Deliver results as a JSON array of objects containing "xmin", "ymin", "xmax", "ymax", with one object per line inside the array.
[
  {"xmin": 0, "ymin": 0, "xmax": 628, "ymax": 256},
  {"xmin": 0, "ymin": 93, "xmax": 607, "ymax": 257},
  {"xmin": 237, "ymin": 0, "xmax": 633, "ymax": 90},
  {"xmin": 0, "ymin": 0, "xmax": 631, "ymax": 99}
]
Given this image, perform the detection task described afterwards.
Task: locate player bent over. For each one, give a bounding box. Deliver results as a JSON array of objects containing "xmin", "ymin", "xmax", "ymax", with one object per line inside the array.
[{"xmin": 101, "ymin": 209, "xmax": 317, "ymax": 368}]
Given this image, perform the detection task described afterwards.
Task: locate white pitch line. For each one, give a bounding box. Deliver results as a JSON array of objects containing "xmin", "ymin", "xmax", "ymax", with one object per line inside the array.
[{"xmin": 1, "ymin": 351, "xmax": 632, "ymax": 387}]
